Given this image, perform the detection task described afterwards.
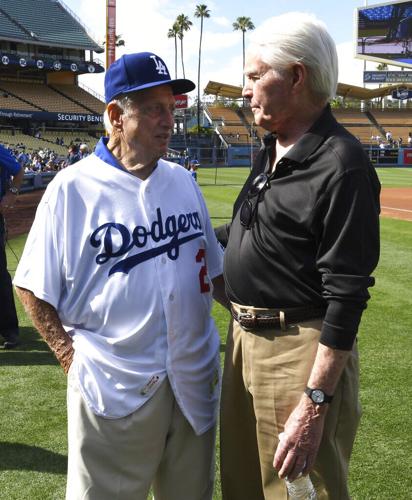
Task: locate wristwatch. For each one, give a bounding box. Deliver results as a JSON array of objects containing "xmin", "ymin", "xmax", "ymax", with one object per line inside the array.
[
  {"xmin": 9, "ymin": 186, "xmax": 19, "ymax": 195},
  {"xmin": 304, "ymin": 387, "xmax": 333, "ymax": 405}
]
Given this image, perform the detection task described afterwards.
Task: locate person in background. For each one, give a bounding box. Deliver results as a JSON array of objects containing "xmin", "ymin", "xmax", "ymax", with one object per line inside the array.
[
  {"xmin": 14, "ymin": 51, "xmax": 227, "ymax": 500},
  {"xmin": 79, "ymin": 143, "xmax": 90, "ymax": 158},
  {"xmin": 66, "ymin": 144, "xmax": 81, "ymax": 166},
  {"xmin": 189, "ymin": 159, "xmax": 199, "ymax": 182},
  {"xmin": 215, "ymin": 13, "xmax": 380, "ymax": 499},
  {"xmin": 0, "ymin": 143, "xmax": 24, "ymax": 349}
]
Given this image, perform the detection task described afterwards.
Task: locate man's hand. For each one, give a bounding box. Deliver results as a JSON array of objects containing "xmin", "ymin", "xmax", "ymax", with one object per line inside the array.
[
  {"xmin": 273, "ymin": 343, "xmax": 351, "ymax": 480},
  {"xmin": 273, "ymin": 395, "xmax": 327, "ymax": 481}
]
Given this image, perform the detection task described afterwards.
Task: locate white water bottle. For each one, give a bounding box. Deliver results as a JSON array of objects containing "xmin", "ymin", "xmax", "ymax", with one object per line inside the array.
[{"xmin": 285, "ymin": 474, "xmax": 317, "ymax": 499}]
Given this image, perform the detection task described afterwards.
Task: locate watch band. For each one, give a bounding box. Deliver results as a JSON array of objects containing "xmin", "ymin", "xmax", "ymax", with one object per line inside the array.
[{"xmin": 304, "ymin": 386, "xmax": 333, "ymax": 405}]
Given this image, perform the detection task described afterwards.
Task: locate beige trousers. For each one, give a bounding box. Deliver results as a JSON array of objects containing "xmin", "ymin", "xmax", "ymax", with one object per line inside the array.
[
  {"xmin": 66, "ymin": 371, "xmax": 215, "ymax": 500},
  {"xmin": 220, "ymin": 313, "xmax": 361, "ymax": 500}
]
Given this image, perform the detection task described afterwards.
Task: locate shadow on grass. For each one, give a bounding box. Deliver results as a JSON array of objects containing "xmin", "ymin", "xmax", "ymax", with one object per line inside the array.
[
  {"xmin": 2, "ymin": 327, "xmax": 228, "ymax": 362},
  {"xmin": 0, "ymin": 442, "xmax": 66, "ymax": 473},
  {"xmin": 0, "ymin": 326, "xmax": 58, "ymax": 366}
]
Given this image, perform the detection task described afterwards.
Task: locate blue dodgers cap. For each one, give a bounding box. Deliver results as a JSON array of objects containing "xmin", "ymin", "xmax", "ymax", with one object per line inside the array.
[{"xmin": 104, "ymin": 52, "xmax": 195, "ymax": 103}]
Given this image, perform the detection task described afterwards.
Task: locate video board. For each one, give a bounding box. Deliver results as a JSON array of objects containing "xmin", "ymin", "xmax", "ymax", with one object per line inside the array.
[{"xmin": 356, "ymin": 0, "xmax": 412, "ymax": 68}]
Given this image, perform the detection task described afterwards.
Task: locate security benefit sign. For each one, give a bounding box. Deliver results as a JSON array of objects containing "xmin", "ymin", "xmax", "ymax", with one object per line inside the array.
[
  {"xmin": 0, "ymin": 109, "xmax": 103, "ymax": 123},
  {"xmin": 391, "ymin": 87, "xmax": 412, "ymax": 99}
]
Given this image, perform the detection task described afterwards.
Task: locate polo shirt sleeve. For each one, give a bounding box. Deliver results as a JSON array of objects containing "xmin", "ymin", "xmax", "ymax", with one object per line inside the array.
[
  {"xmin": 316, "ymin": 168, "xmax": 380, "ymax": 350},
  {"xmin": 13, "ymin": 188, "xmax": 63, "ymax": 310}
]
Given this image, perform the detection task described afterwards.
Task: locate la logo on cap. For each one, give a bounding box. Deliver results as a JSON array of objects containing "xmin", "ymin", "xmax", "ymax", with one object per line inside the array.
[
  {"xmin": 104, "ymin": 52, "xmax": 195, "ymax": 103},
  {"xmin": 150, "ymin": 55, "xmax": 168, "ymax": 76}
]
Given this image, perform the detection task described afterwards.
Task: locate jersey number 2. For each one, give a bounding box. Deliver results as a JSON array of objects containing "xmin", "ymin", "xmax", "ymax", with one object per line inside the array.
[{"xmin": 196, "ymin": 248, "xmax": 210, "ymax": 293}]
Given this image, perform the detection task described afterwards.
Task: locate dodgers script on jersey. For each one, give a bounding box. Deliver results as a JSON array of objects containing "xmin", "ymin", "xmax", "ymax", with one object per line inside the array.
[{"xmin": 14, "ymin": 153, "xmax": 223, "ymax": 435}]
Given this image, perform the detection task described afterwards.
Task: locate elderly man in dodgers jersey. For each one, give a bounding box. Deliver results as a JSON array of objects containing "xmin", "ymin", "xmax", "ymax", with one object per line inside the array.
[{"xmin": 14, "ymin": 52, "xmax": 228, "ymax": 500}]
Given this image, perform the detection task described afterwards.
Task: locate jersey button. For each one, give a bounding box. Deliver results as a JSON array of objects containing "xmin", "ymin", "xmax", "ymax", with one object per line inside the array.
[
  {"xmin": 161, "ymin": 257, "xmax": 166, "ymax": 264},
  {"xmin": 169, "ymin": 294, "xmax": 174, "ymax": 301}
]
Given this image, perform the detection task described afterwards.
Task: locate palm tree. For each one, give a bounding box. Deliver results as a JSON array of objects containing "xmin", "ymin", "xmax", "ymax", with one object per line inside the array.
[
  {"xmin": 115, "ymin": 34, "xmax": 125, "ymax": 47},
  {"xmin": 175, "ymin": 14, "xmax": 193, "ymax": 78},
  {"xmin": 167, "ymin": 22, "xmax": 180, "ymax": 79},
  {"xmin": 233, "ymin": 16, "xmax": 255, "ymax": 89},
  {"xmin": 194, "ymin": 4, "xmax": 210, "ymax": 133},
  {"xmin": 102, "ymin": 34, "xmax": 125, "ymax": 47}
]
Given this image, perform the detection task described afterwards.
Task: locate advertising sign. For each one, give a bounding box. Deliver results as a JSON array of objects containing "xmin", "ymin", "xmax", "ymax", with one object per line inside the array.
[
  {"xmin": 174, "ymin": 94, "xmax": 188, "ymax": 109},
  {"xmin": 391, "ymin": 87, "xmax": 412, "ymax": 97},
  {"xmin": 403, "ymin": 148, "xmax": 412, "ymax": 162},
  {"xmin": 0, "ymin": 109, "xmax": 103, "ymax": 123},
  {"xmin": 363, "ymin": 70, "xmax": 412, "ymax": 82},
  {"xmin": 106, "ymin": 0, "xmax": 116, "ymax": 68}
]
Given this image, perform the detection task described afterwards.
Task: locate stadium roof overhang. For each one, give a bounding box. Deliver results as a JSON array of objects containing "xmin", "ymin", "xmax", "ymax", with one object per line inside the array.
[
  {"xmin": 204, "ymin": 81, "xmax": 245, "ymax": 99},
  {"xmin": 0, "ymin": 36, "xmax": 104, "ymax": 53},
  {"xmin": 204, "ymin": 80, "xmax": 412, "ymax": 100}
]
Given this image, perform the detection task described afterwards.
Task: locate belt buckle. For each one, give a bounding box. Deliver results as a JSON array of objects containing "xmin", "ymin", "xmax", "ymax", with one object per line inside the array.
[{"xmin": 237, "ymin": 311, "xmax": 256, "ymax": 329}]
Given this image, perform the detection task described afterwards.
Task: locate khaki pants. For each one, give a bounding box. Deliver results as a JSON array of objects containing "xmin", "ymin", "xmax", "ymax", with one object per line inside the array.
[
  {"xmin": 220, "ymin": 313, "xmax": 361, "ymax": 500},
  {"xmin": 66, "ymin": 371, "xmax": 215, "ymax": 500}
]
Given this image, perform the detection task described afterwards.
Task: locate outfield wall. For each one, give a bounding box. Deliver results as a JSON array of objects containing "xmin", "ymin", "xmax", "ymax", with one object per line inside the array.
[
  {"xmin": 20, "ymin": 172, "xmax": 57, "ymax": 193},
  {"xmin": 19, "ymin": 147, "xmax": 412, "ymax": 193},
  {"xmin": 224, "ymin": 145, "xmax": 412, "ymax": 168}
]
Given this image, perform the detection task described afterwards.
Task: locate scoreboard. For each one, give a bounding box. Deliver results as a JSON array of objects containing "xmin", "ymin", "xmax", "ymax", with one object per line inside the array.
[{"xmin": 367, "ymin": 148, "xmax": 399, "ymax": 165}]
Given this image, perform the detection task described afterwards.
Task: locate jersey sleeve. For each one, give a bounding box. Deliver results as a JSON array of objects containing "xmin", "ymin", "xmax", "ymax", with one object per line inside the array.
[
  {"xmin": 0, "ymin": 145, "xmax": 21, "ymax": 176},
  {"xmin": 192, "ymin": 178, "xmax": 223, "ymax": 280},
  {"xmin": 13, "ymin": 192, "xmax": 63, "ymax": 309}
]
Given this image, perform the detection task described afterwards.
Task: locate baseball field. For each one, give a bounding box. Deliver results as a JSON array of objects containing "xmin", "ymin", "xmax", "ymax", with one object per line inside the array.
[{"xmin": 1, "ymin": 167, "xmax": 411, "ymax": 499}]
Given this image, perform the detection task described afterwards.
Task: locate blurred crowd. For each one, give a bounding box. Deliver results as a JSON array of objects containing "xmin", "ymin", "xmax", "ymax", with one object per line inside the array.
[
  {"xmin": 4, "ymin": 142, "xmax": 197, "ymax": 175},
  {"xmin": 4, "ymin": 142, "xmax": 91, "ymax": 173}
]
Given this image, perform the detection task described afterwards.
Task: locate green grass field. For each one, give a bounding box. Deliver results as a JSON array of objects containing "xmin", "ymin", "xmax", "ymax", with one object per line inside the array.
[{"xmin": 1, "ymin": 168, "xmax": 411, "ymax": 499}]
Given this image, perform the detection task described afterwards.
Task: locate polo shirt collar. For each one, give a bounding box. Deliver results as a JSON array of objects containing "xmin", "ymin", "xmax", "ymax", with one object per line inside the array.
[{"xmin": 283, "ymin": 104, "xmax": 337, "ymax": 165}]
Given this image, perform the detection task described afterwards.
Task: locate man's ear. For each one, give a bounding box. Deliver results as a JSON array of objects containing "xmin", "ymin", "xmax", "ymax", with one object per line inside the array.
[
  {"xmin": 107, "ymin": 102, "xmax": 124, "ymax": 130},
  {"xmin": 290, "ymin": 62, "xmax": 307, "ymax": 92}
]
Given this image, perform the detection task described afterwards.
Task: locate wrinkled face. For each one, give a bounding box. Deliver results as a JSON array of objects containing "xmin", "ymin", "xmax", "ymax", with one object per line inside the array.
[
  {"xmin": 121, "ymin": 85, "xmax": 176, "ymax": 159},
  {"xmin": 242, "ymin": 52, "xmax": 293, "ymax": 132}
]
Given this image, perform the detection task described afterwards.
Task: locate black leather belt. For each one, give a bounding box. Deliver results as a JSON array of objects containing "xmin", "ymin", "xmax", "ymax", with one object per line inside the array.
[{"xmin": 231, "ymin": 305, "xmax": 326, "ymax": 331}]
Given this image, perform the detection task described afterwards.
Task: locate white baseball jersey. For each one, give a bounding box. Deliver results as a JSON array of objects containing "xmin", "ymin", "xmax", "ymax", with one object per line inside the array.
[{"xmin": 14, "ymin": 139, "xmax": 223, "ymax": 435}]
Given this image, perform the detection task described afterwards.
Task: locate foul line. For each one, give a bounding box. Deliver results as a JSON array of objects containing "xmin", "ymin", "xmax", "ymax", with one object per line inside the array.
[{"xmin": 381, "ymin": 205, "xmax": 412, "ymax": 213}]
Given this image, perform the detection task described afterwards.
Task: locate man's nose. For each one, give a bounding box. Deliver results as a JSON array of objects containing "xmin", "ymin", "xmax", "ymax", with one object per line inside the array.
[
  {"xmin": 242, "ymin": 82, "xmax": 252, "ymax": 98},
  {"xmin": 161, "ymin": 109, "xmax": 175, "ymax": 128}
]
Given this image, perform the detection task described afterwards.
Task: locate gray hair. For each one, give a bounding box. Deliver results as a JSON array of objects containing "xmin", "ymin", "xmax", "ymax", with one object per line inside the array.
[
  {"xmin": 247, "ymin": 12, "xmax": 338, "ymax": 101},
  {"xmin": 103, "ymin": 94, "xmax": 137, "ymax": 134}
]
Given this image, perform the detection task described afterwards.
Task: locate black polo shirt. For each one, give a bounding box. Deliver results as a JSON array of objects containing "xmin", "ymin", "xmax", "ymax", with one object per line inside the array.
[{"xmin": 216, "ymin": 105, "xmax": 380, "ymax": 350}]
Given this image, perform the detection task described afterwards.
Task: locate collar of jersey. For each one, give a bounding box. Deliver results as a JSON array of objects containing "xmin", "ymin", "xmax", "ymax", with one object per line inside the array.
[{"xmin": 95, "ymin": 137, "xmax": 130, "ymax": 173}]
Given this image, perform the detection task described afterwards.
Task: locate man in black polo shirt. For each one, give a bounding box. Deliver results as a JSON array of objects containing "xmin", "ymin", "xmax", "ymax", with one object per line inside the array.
[{"xmin": 216, "ymin": 13, "xmax": 380, "ymax": 500}]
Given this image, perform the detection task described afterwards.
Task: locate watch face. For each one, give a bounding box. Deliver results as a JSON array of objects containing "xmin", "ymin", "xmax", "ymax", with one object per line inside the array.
[{"xmin": 311, "ymin": 389, "xmax": 325, "ymax": 404}]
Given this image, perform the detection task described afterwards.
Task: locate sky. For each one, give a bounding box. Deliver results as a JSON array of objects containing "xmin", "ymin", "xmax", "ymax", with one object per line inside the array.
[{"xmin": 61, "ymin": 0, "xmax": 386, "ymax": 102}]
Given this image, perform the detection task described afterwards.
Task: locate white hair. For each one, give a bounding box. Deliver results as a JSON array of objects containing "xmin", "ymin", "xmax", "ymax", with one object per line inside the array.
[
  {"xmin": 103, "ymin": 109, "xmax": 113, "ymax": 134},
  {"xmin": 248, "ymin": 12, "xmax": 338, "ymax": 101},
  {"xmin": 103, "ymin": 95, "xmax": 136, "ymax": 135}
]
